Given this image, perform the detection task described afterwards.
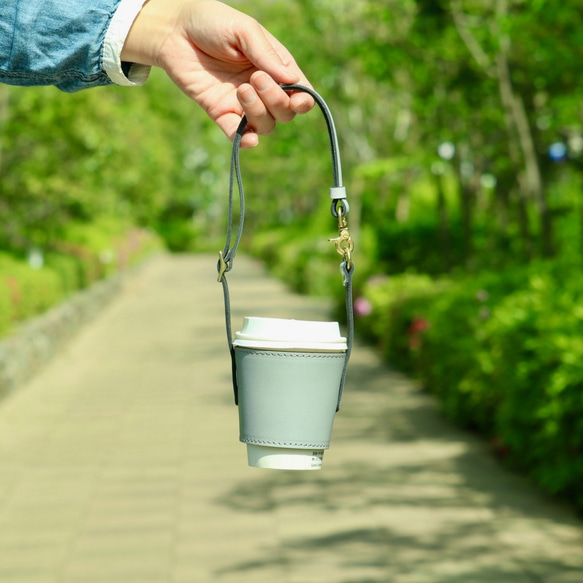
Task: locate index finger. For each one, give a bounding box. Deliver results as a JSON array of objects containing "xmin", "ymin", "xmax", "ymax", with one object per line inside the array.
[{"xmin": 236, "ymin": 24, "xmax": 315, "ymax": 111}]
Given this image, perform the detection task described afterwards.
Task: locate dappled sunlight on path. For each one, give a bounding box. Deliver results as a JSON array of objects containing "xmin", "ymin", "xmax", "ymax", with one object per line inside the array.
[{"xmin": 0, "ymin": 254, "xmax": 581, "ymax": 583}]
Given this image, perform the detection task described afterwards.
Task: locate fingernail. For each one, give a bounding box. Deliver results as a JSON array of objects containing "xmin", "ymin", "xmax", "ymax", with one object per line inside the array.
[
  {"xmin": 254, "ymin": 72, "xmax": 272, "ymax": 93},
  {"xmin": 242, "ymin": 131, "xmax": 259, "ymax": 148},
  {"xmin": 294, "ymin": 98, "xmax": 310, "ymax": 113}
]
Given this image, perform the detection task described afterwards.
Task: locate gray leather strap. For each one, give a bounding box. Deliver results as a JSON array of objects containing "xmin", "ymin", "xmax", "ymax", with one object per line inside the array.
[{"xmin": 217, "ymin": 85, "xmax": 354, "ymax": 411}]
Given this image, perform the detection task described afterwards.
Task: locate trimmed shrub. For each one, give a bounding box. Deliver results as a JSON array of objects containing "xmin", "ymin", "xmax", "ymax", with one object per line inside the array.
[
  {"xmin": 0, "ymin": 221, "xmax": 162, "ymax": 339},
  {"xmin": 482, "ymin": 271, "xmax": 583, "ymax": 507},
  {"xmin": 355, "ymin": 263, "xmax": 583, "ymax": 511},
  {"xmin": 0, "ymin": 253, "xmax": 64, "ymax": 330}
]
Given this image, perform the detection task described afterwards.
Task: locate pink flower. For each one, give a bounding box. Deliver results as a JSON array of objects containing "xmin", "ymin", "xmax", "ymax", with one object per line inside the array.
[{"xmin": 354, "ymin": 297, "xmax": 373, "ymax": 317}]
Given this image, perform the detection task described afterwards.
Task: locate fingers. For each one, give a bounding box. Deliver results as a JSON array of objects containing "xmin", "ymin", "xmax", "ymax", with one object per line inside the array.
[
  {"xmin": 234, "ymin": 20, "xmax": 315, "ymax": 137},
  {"xmin": 170, "ymin": 1, "xmax": 315, "ymax": 147},
  {"xmin": 237, "ymin": 72, "xmax": 291, "ymax": 135},
  {"xmin": 236, "ymin": 21, "xmax": 301, "ymax": 86},
  {"xmin": 236, "ymin": 71, "xmax": 315, "ymax": 138},
  {"xmin": 251, "ymin": 28, "xmax": 315, "ymax": 113}
]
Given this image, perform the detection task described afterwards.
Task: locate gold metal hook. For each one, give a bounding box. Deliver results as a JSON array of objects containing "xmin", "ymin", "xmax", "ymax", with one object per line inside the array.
[{"xmin": 329, "ymin": 205, "xmax": 354, "ymax": 270}]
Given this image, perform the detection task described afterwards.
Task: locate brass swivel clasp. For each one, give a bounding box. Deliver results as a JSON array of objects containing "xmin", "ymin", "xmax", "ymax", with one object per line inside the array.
[{"xmin": 329, "ymin": 204, "xmax": 354, "ymax": 270}]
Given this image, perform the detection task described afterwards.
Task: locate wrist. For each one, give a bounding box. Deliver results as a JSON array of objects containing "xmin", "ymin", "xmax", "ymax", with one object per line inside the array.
[{"xmin": 121, "ymin": 0, "xmax": 188, "ymax": 66}]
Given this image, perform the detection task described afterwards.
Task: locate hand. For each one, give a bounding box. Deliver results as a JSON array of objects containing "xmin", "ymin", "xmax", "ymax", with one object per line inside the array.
[{"xmin": 122, "ymin": 0, "xmax": 315, "ymax": 148}]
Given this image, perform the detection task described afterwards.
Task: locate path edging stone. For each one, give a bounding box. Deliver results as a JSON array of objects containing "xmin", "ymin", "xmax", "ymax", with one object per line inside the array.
[{"xmin": 0, "ymin": 259, "xmax": 152, "ymax": 400}]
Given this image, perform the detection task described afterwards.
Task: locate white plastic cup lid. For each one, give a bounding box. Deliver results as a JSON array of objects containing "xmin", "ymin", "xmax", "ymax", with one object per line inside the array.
[{"xmin": 233, "ymin": 317, "xmax": 347, "ymax": 351}]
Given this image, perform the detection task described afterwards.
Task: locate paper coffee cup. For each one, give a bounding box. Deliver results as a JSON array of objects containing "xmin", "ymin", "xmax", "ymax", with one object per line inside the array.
[
  {"xmin": 233, "ymin": 317, "xmax": 347, "ymax": 470},
  {"xmin": 247, "ymin": 445, "xmax": 324, "ymax": 471}
]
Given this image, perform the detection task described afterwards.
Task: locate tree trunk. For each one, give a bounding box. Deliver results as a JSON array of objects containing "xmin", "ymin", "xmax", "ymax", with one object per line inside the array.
[
  {"xmin": 495, "ymin": 0, "xmax": 553, "ymax": 257},
  {"xmin": 511, "ymin": 90, "xmax": 553, "ymax": 256},
  {"xmin": 452, "ymin": 0, "xmax": 551, "ymax": 260},
  {"xmin": 495, "ymin": 51, "xmax": 533, "ymax": 261}
]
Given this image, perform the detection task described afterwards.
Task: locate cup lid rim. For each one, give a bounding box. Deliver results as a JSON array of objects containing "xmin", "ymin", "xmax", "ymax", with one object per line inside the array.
[
  {"xmin": 232, "ymin": 338, "xmax": 347, "ymax": 351},
  {"xmin": 236, "ymin": 316, "xmax": 345, "ymax": 345}
]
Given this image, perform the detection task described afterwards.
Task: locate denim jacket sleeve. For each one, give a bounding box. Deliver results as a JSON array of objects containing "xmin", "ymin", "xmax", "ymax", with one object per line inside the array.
[{"xmin": 0, "ymin": 0, "xmax": 149, "ymax": 92}]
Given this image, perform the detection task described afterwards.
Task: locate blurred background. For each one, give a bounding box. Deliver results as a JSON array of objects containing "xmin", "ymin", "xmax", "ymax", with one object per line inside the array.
[{"xmin": 1, "ymin": 0, "xmax": 582, "ymax": 512}]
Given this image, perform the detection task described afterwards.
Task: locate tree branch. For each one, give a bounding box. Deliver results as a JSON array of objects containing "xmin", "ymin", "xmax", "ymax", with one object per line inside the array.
[{"xmin": 450, "ymin": 0, "xmax": 495, "ymax": 76}]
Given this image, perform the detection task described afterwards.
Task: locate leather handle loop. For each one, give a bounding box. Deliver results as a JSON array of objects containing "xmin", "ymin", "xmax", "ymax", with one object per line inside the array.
[{"xmin": 218, "ymin": 85, "xmax": 354, "ymax": 411}]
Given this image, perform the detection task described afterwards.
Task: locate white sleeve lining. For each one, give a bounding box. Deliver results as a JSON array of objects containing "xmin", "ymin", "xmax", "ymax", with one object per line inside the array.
[{"xmin": 103, "ymin": 0, "xmax": 151, "ymax": 87}]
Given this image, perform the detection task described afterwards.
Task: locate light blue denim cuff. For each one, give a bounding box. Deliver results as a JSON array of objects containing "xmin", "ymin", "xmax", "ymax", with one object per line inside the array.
[{"xmin": 0, "ymin": 0, "xmax": 129, "ymax": 92}]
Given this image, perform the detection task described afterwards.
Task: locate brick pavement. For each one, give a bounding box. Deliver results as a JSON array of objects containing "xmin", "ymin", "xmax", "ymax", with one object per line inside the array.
[{"xmin": 0, "ymin": 254, "xmax": 581, "ymax": 583}]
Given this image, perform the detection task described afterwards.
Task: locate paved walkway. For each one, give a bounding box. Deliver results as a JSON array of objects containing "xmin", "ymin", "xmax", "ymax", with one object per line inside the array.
[{"xmin": 0, "ymin": 254, "xmax": 581, "ymax": 583}]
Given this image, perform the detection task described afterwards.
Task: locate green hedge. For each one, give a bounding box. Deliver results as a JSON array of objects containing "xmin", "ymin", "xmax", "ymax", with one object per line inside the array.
[
  {"xmin": 248, "ymin": 221, "xmax": 583, "ymax": 510},
  {"xmin": 0, "ymin": 221, "xmax": 162, "ymax": 339},
  {"xmin": 356, "ymin": 263, "xmax": 583, "ymax": 510},
  {"xmin": 0, "ymin": 253, "xmax": 64, "ymax": 336}
]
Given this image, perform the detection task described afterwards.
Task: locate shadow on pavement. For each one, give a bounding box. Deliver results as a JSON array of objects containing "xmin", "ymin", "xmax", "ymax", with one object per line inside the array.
[{"xmin": 216, "ymin": 344, "xmax": 583, "ymax": 582}]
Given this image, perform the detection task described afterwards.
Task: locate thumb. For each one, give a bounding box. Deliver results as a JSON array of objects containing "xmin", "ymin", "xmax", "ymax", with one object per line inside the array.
[{"xmin": 237, "ymin": 23, "xmax": 301, "ymax": 84}]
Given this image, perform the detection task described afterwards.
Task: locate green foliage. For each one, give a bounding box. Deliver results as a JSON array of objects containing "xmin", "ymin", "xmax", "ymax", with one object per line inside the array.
[
  {"xmin": 0, "ymin": 219, "xmax": 162, "ymax": 339},
  {"xmin": 0, "ymin": 70, "xmax": 221, "ymax": 256},
  {"xmin": 0, "ymin": 65, "xmax": 220, "ymax": 334},
  {"xmin": 0, "ymin": 252, "xmax": 64, "ymax": 335},
  {"xmin": 355, "ymin": 264, "xmax": 583, "ymax": 510},
  {"xmin": 0, "ymin": 276, "xmax": 10, "ymax": 335},
  {"xmin": 236, "ymin": 2, "xmax": 583, "ymax": 513},
  {"xmin": 249, "ymin": 199, "xmax": 347, "ymax": 298},
  {"xmin": 357, "ymin": 272, "xmax": 439, "ymax": 354},
  {"xmin": 57, "ymin": 218, "xmax": 162, "ymax": 284},
  {"xmin": 0, "ymin": 0, "xmax": 582, "ymax": 511},
  {"xmin": 44, "ymin": 252, "xmax": 85, "ymax": 294},
  {"xmin": 483, "ymin": 270, "xmax": 583, "ymax": 504}
]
